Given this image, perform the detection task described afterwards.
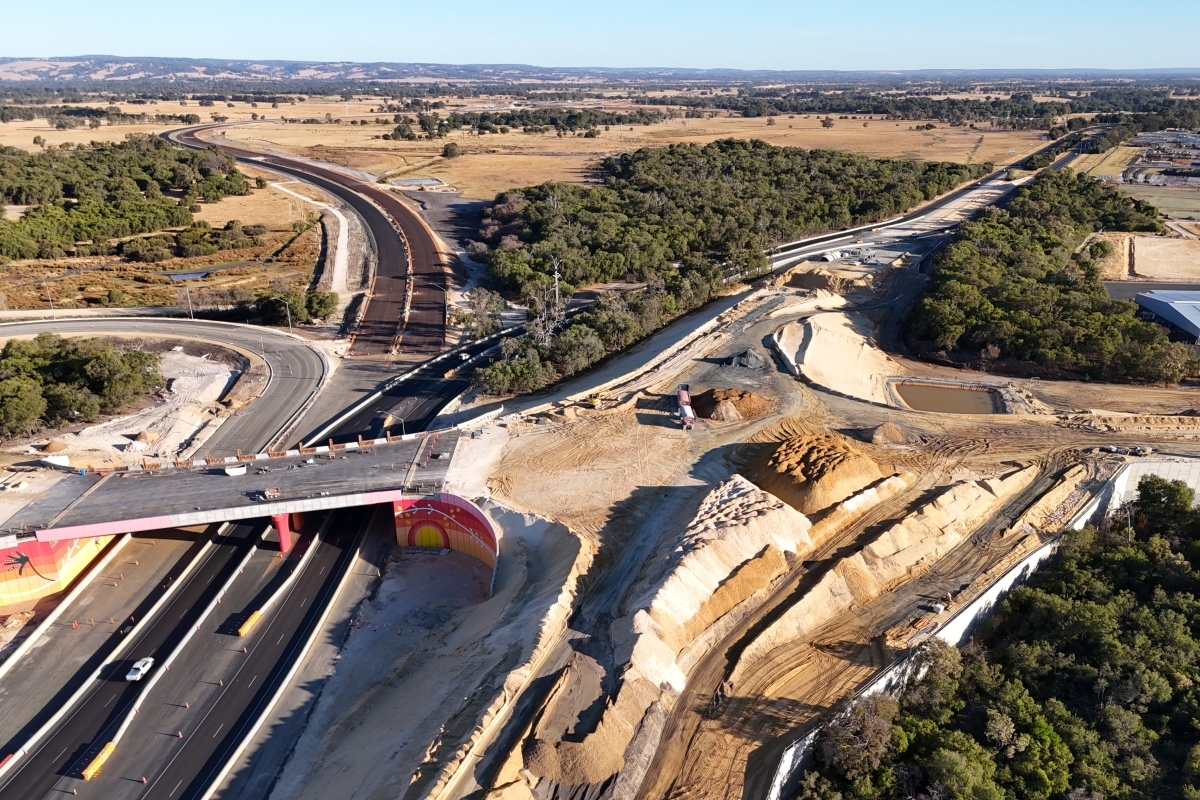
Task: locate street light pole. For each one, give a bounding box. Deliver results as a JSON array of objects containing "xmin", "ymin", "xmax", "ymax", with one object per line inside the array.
[
  {"xmin": 45, "ymin": 284, "xmax": 54, "ymax": 319},
  {"xmin": 284, "ymin": 301, "xmax": 292, "ymax": 335},
  {"xmin": 185, "ymin": 286, "xmax": 194, "ymax": 320}
]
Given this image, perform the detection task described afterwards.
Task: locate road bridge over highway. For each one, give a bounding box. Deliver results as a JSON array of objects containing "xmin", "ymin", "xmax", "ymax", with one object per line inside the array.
[{"xmin": 4, "ymin": 430, "xmax": 461, "ymax": 553}]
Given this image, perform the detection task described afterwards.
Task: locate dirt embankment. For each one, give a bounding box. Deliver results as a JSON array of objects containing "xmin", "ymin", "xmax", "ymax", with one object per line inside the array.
[
  {"xmin": 523, "ymin": 476, "xmax": 814, "ymax": 786},
  {"xmin": 691, "ymin": 388, "xmax": 773, "ymax": 422},
  {"xmin": 746, "ymin": 432, "xmax": 885, "ymax": 515},
  {"xmin": 731, "ymin": 464, "xmax": 1038, "ymax": 682},
  {"xmin": 267, "ymin": 501, "xmax": 592, "ymax": 800}
]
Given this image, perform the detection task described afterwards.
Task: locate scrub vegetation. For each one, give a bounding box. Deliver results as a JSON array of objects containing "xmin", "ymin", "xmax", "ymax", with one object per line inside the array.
[
  {"xmin": 799, "ymin": 475, "xmax": 1200, "ymax": 800},
  {"xmin": 0, "ymin": 134, "xmax": 250, "ymax": 262},
  {"xmin": 0, "ymin": 333, "xmax": 162, "ymax": 438},
  {"xmin": 906, "ymin": 170, "xmax": 1197, "ymax": 383},
  {"xmin": 471, "ymin": 138, "xmax": 987, "ymax": 394}
]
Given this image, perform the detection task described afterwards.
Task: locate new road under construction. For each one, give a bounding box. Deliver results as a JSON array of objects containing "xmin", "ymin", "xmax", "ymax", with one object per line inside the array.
[{"xmin": 5, "ymin": 126, "xmax": 1200, "ymax": 800}]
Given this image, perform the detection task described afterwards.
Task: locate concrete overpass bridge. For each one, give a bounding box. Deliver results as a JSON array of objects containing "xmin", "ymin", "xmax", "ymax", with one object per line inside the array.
[{"xmin": 4, "ymin": 430, "xmax": 464, "ymax": 555}]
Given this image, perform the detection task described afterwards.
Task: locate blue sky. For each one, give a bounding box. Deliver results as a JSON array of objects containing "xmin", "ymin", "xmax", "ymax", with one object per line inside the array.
[{"xmin": 6, "ymin": 0, "xmax": 1199, "ymax": 71}]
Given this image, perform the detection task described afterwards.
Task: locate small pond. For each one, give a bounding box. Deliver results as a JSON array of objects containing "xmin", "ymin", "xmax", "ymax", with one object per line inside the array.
[{"xmin": 895, "ymin": 383, "xmax": 1001, "ymax": 414}]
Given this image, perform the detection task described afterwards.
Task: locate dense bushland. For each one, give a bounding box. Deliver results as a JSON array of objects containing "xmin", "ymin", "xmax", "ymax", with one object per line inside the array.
[
  {"xmin": 906, "ymin": 170, "xmax": 1196, "ymax": 383},
  {"xmin": 0, "ymin": 135, "xmax": 250, "ymax": 261},
  {"xmin": 0, "ymin": 333, "xmax": 162, "ymax": 438},
  {"xmin": 799, "ymin": 474, "xmax": 1200, "ymax": 800},
  {"xmin": 471, "ymin": 139, "xmax": 988, "ymax": 394}
]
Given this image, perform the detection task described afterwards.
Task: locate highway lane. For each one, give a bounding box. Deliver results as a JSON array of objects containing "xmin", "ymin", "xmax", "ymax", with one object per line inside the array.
[
  {"xmin": 169, "ymin": 126, "xmax": 446, "ymax": 358},
  {"xmin": 139, "ymin": 507, "xmax": 370, "ymax": 800},
  {"xmin": 0, "ymin": 522, "xmax": 261, "ymax": 800},
  {"xmin": 0, "ymin": 318, "xmax": 326, "ymax": 456}
]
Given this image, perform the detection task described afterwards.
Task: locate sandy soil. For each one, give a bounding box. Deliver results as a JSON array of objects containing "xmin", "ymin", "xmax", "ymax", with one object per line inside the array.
[
  {"xmin": 1130, "ymin": 236, "xmax": 1200, "ymax": 281},
  {"xmin": 267, "ymin": 503, "xmax": 588, "ymax": 800},
  {"xmin": 791, "ymin": 312, "xmax": 900, "ymax": 405},
  {"xmin": 2, "ymin": 351, "xmax": 234, "ymax": 469}
]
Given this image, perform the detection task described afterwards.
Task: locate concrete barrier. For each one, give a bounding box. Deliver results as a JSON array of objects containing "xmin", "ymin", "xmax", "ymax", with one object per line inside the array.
[{"xmin": 0, "ymin": 526, "xmax": 226, "ymax": 781}]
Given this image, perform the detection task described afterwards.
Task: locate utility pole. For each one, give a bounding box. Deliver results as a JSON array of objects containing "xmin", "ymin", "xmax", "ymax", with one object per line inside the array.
[
  {"xmin": 45, "ymin": 284, "xmax": 54, "ymax": 319},
  {"xmin": 185, "ymin": 286, "xmax": 194, "ymax": 320}
]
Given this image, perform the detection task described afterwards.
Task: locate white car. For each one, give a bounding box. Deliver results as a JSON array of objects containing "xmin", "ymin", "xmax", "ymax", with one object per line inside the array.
[{"xmin": 126, "ymin": 657, "xmax": 155, "ymax": 682}]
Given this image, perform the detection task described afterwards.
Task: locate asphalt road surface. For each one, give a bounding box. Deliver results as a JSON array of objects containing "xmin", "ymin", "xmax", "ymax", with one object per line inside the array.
[
  {"xmin": 0, "ymin": 318, "xmax": 326, "ymax": 456},
  {"xmin": 0, "ymin": 522, "xmax": 261, "ymax": 800},
  {"xmin": 170, "ymin": 126, "xmax": 446, "ymax": 358},
  {"xmin": 140, "ymin": 506, "xmax": 369, "ymax": 800}
]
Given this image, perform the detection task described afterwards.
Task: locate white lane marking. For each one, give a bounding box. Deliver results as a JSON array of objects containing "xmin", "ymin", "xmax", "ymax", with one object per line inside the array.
[
  {"xmin": 170, "ymin": 779, "xmax": 183, "ymax": 796},
  {"xmin": 212, "ymin": 723, "xmax": 224, "ymax": 738}
]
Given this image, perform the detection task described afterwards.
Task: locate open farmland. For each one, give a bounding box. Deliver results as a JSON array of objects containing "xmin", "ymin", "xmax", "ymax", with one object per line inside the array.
[{"xmin": 208, "ymin": 110, "xmax": 1043, "ymax": 199}]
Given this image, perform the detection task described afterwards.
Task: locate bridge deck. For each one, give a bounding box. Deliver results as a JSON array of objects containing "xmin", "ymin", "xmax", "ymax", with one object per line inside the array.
[{"xmin": 3, "ymin": 431, "xmax": 460, "ymax": 542}]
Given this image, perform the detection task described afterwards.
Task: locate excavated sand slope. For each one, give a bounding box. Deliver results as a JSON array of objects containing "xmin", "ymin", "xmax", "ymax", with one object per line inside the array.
[
  {"xmin": 525, "ymin": 469, "xmax": 924, "ymax": 787},
  {"xmin": 526, "ymin": 476, "xmax": 814, "ymax": 785},
  {"xmin": 732, "ymin": 465, "xmax": 1038, "ymax": 682},
  {"xmin": 747, "ymin": 432, "xmax": 884, "ymax": 515}
]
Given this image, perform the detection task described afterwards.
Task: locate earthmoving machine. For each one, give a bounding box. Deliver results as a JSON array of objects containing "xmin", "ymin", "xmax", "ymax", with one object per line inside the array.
[
  {"xmin": 586, "ymin": 390, "xmax": 615, "ymax": 409},
  {"xmin": 678, "ymin": 384, "xmax": 695, "ymax": 431}
]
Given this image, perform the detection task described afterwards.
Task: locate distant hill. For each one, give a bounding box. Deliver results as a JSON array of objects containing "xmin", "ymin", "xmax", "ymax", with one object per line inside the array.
[{"xmin": 1, "ymin": 56, "xmax": 1198, "ymax": 85}]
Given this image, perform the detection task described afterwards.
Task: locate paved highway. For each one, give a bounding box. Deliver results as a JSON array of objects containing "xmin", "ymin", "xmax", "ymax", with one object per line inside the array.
[
  {"xmin": 168, "ymin": 126, "xmax": 447, "ymax": 358},
  {"xmin": 0, "ymin": 318, "xmax": 326, "ymax": 456},
  {"xmin": 0, "ymin": 522, "xmax": 260, "ymax": 800},
  {"xmin": 141, "ymin": 507, "xmax": 369, "ymax": 800}
]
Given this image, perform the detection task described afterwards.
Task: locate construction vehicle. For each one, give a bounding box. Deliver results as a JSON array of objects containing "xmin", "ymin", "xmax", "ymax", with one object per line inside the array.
[
  {"xmin": 678, "ymin": 384, "xmax": 695, "ymax": 431},
  {"xmin": 586, "ymin": 390, "xmax": 615, "ymax": 409},
  {"xmin": 254, "ymin": 487, "xmax": 281, "ymax": 502}
]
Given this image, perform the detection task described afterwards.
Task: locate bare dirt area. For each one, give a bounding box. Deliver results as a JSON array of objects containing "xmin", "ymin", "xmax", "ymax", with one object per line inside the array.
[
  {"xmin": 0, "ymin": 339, "xmax": 263, "ymax": 469},
  {"xmin": 265, "ymin": 503, "xmax": 589, "ymax": 800},
  {"xmin": 443, "ymin": 277, "xmax": 1200, "ymax": 800},
  {"xmin": 1130, "ymin": 236, "xmax": 1200, "ymax": 281}
]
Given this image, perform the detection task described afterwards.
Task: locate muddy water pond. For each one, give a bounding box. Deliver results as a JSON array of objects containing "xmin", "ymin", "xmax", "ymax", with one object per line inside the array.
[{"xmin": 896, "ymin": 383, "xmax": 1000, "ymax": 414}]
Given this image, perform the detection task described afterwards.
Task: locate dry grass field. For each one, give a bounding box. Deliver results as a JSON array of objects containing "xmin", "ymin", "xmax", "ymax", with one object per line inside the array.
[
  {"xmin": 210, "ymin": 113, "xmax": 1044, "ymax": 199},
  {"xmin": 1068, "ymin": 145, "xmax": 1141, "ymax": 179}
]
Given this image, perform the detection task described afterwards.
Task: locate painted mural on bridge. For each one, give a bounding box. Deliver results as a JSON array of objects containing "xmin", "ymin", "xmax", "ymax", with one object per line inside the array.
[
  {"xmin": 394, "ymin": 494, "xmax": 499, "ymax": 592},
  {"xmin": 0, "ymin": 535, "xmax": 113, "ymax": 613}
]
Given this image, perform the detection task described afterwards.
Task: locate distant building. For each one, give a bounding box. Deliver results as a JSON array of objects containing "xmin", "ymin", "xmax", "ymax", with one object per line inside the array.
[{"xmin": 1134, "ymin": 290, "xmax": 1200, "ymax": 343}]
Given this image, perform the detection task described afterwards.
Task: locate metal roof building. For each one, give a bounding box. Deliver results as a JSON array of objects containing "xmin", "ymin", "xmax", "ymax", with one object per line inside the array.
[{"xmin": 1134, "ymin": 290, "xmax": 1200, "ymax": 342}]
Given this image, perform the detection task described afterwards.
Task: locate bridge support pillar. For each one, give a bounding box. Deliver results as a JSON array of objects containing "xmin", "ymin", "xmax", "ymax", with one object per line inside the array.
[{"xmin": 273, "ymin": 513, "xmax": 293, "ymax": 553}]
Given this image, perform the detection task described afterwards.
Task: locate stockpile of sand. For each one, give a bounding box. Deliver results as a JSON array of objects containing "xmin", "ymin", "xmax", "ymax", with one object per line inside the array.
[
  {"xmin": 42, "ymin": 440, "xmax": 68, "ymax": 453},
  {"xmin": 732, "ymin": 465, "xmax": 1038, "ymax": 682},
  {"xmin": 525, "ymin": 476, "xmax": 814, "ymax": 785},
  {"xmin": 867, "ymin": 422, "xmax": 907, "ymax": 445},
  {"xmin": 790, "ymin": 312, "xmax": 900, "ymax": 404},
  {"xmin": 748, "ymin": 433, "xmax": 884, "ymax": 515},
  {"xmin": 692, "ymin": 388, "xmax": 773, "ymax": 421}
]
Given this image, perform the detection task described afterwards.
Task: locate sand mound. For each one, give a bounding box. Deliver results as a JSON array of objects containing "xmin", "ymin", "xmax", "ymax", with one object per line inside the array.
[
  {"xmin": 711, "ymin": 400, "xmax": 743, "ymax": 421},
  {"xmin": 748, "ymin": 433, "xmax": 884, "ymax": 515},
  {"xmin": 692, "ymin": 388, "xmax": 772, "ymax": 421},
  {"xmin": 134, "ymin": 430, "xmax": 161, "ymax": 444},
  {"xmin": 42, "ymin": 440, "xmax": 68, "ymax": 453},
  {"xmin": 526, "ymin": 477, "xmax": 814, "ymax": 785},
  {"xmin": 868, "ymin": 422, "xmax": 907, "ymax": 445}
]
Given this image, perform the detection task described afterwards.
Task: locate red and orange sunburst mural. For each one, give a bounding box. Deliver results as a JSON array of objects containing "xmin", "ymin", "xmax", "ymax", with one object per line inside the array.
[{"xmin": 394, "ymin": 494, "xmax": 499, "ymax": 593}]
